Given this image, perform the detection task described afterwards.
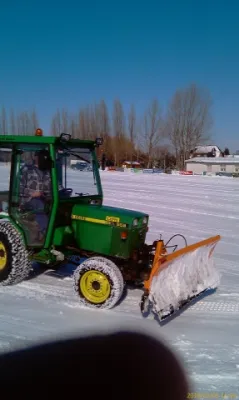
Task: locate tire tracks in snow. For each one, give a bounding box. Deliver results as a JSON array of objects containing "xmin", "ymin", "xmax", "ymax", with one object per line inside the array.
[{"xmin": 0, "ymin": 277, "xmax": 238, "ymax": 321}]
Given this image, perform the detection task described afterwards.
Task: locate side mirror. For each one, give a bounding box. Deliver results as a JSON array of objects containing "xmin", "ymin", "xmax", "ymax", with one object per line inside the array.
[
  {"xmin": 95, "ymin": 137, "xmax": 103, "ymax": 147},
  {"xmin": 60, "ymin": 133, "xmax": 71, "ymax": 142}
]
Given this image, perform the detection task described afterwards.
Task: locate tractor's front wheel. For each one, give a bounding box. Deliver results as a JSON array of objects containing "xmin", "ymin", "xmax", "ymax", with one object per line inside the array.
[
  {"xmin": 0, "ymin": 220, "xmax": 32, "ymax": 285},
  {"xmin": 73, "ymin": 257, "xmax": 124, "ymax": 309}
]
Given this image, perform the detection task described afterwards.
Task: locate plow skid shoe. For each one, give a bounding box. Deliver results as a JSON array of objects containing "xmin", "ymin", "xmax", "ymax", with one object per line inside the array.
[{"xmin": 147, "ymin": 236, "xmax": 221, "ymax": 321}]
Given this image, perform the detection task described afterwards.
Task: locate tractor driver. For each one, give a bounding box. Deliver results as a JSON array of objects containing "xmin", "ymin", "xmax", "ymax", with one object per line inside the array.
[{"xmin": 19, "ymin": 149, "xmax": 52, "ymax": 239}]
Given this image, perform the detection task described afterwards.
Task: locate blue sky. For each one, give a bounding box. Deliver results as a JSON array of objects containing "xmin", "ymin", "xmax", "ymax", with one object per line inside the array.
[{"xmin": 0, "ymin": 0, "xmax": 238, "ymax": 150}]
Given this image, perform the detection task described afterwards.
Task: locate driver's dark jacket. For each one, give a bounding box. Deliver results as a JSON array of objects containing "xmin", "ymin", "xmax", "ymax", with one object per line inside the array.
[{"xmin": 20, "ymin": 164, "xmax": 51, "ymax": 204}]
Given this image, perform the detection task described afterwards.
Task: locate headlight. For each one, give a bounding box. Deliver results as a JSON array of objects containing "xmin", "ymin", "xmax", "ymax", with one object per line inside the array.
[
  {"xmin": 142, "ymin": 216, "xmax": 148, "ymax": 224},
  {"xmin": 133, "ymin": 218, "xmax": 138, "ymax": 226}
]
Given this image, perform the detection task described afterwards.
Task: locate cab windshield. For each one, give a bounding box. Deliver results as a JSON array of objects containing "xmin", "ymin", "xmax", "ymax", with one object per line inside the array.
[{"xmin": 56, "ymin": 146, "xmax": 100, "ymax": 198}]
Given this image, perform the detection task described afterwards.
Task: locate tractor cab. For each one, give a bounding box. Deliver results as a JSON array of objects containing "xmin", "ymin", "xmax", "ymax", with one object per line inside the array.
[{"xmin": 0, "ymin": 130, "xmax": 103, "ymax": 249}]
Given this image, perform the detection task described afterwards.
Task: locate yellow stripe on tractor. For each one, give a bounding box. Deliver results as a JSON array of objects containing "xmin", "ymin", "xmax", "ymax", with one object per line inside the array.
[
  {"xmin": 141, "ymin": 235, "xmax": 221, "ymax": 321},
  {"xmin": 72, "ymin": 215, "xmax": 127, "ymax": 228}
]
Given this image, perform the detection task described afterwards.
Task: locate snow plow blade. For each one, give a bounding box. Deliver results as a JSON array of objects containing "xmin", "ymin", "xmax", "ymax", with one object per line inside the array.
[{"xmin": 140, "ymin": 235, "xmax": 221, "ymax": 321}]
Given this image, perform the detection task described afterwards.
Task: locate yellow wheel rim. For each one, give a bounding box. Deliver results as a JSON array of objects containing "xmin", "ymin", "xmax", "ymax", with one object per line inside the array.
[
  {"xmin": 0, "ymin": 242, "xmax": 7, "ymax": 271},
  {"xmin": 80, "ymin": 270, "xmax": 111, "ymax": 304}
]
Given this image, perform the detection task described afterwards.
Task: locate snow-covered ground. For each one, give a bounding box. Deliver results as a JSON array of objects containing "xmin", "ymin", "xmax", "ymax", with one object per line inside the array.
[{"xmin": 0, "ymin": 166, "xmax": 239, "ymax": 395}]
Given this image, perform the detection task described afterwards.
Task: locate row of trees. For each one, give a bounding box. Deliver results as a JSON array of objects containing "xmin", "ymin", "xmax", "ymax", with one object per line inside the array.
[{"xmin": 0, "ymin": 83, "xmax": 214, "ymax": 169}]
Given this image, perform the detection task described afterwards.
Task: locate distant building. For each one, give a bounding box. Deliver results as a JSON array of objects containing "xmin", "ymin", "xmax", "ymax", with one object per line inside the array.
[
  {"xmin": 185, "ymin": 155, "xmax": 239, "ymax": 174},
  {"xmin": 189, "ymin": 145, "xmax": 222, "ymax": 158},
  {"xmin": 122, "ymin": 161, "xmax": 141, "ymax": 169}
]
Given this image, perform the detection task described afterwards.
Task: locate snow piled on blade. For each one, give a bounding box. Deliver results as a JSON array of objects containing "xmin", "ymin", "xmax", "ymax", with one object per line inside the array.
[{"xmin": 149, "ymin": 243, "xmax": 221, "ymax": 314}]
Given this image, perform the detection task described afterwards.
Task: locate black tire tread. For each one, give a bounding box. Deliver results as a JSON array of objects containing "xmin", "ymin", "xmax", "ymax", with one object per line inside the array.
[
  {"xmin": 73, "ymin": 256, "xmax": 124, "ymax": 310},
  {"xmin": 0, "ymin": 219, "xmax": 32, "ymax": 286}
]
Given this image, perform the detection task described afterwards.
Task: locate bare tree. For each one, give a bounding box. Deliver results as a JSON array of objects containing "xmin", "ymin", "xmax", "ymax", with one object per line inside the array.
[
  {"xmin": 51, "ymin": 109, "xmax": 62, "ymax": 136},
  {"xmin": 10, "ymin": 109, "xmax": 16, "ymax": 134},
  {"xmin": 16, "ymin": 111, "xmax": 32, "ymax": 135},
  {"xmin": 128, "ymin": 104, "xmax": 137, "ymax": 162},
  {"xmin": 94, "ymin": 100, "xmax": 111, "ymax": 157},
  {"xmin": 78, "ymin": 109, "xmax": 86, "ymax": 138},
  {"xmin": 96, "ymin": 101, "xmax": 108, "ymax": 134},
  {"xmin": 68, "ymin": 114, "xmax": 78, "ymax": 138},
  {"xmin": 0, "ymin": 107, "xmax": 8, "ymax": 134},
  {"xmin": 112, "ymin": 99, "xmax": 126, "ymax": 165},
  {"xmin": 0, "ymin": 107, "xmax": 39, "ymax": 136},
  {"xmin": 140, "ymin": 99, "xmax": 163, "ymax": 168},
  {"xmin": 113, "ymin": 99, "xmax": 125, "ymax": 138},
  {"xmin": 31, "ymin": 109, "xmax": 39, "ymax": 131},
  {"xmin": 98, "ymin": 100, "xmax": 110, "ymax": 138},
  {"xmin": 165, "ymin": 83, "xmax": 213, "ymax": 169},
  {"xmin": 88, "ymin": 105, "xmax": 98, "ymax": 139},
  {"xmin": 77, "ymin": 106, "xmax": 96, "ymax": 139},
  {"xmin": 51, "ymin": 115, "xmax": 59, "ymax": 136},
  {"xmin": 61, "ymin": 109, "xmax": 69, "ymax": 133}
]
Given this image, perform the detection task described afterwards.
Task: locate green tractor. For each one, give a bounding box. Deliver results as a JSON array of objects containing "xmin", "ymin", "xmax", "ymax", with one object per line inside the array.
[{"xmin": 0, "ymin": 130, "xmax": 221, "ymax": 321}]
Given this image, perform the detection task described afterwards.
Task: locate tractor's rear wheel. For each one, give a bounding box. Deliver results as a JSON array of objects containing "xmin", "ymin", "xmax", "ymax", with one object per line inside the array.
[
  {"xmin": 73, "ymin": 256, "xmax": 124, "ymax": 309},
  {"xmin": 0, "ymin": 220, "xmax": 32, "ymax": 285}
]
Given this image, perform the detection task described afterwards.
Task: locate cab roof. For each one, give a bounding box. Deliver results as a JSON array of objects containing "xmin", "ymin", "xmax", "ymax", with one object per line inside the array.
[{"xmin": 0, "ymin": 134, "xmax": 97, "ymax": 148}]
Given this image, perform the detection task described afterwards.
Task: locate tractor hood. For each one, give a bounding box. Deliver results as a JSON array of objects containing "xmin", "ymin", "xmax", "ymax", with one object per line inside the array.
[{"xmin": 71, "ymin": 204, "xmax": 148, "ymax": 228}]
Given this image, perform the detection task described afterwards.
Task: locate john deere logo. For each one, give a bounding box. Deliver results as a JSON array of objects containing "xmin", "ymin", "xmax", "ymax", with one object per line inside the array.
[{"xmin": 106, "ymin": 216, "xmax": 120, "ymax": 223}]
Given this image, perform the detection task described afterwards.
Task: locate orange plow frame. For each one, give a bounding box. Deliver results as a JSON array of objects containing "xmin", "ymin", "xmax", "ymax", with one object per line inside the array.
[
  {"xmin": 140, "ymin": 234, "xmax": 221, "ymax": 319},
  {"xmin": 144, "ymin": 235, "xmax": 221, "ymax": 291}
]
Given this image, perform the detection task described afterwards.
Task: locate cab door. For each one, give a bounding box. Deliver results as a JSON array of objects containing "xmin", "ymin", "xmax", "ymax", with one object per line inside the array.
[{"xmin": 9, "ymin": 144, "xmax": 53, "ymax": 247}]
